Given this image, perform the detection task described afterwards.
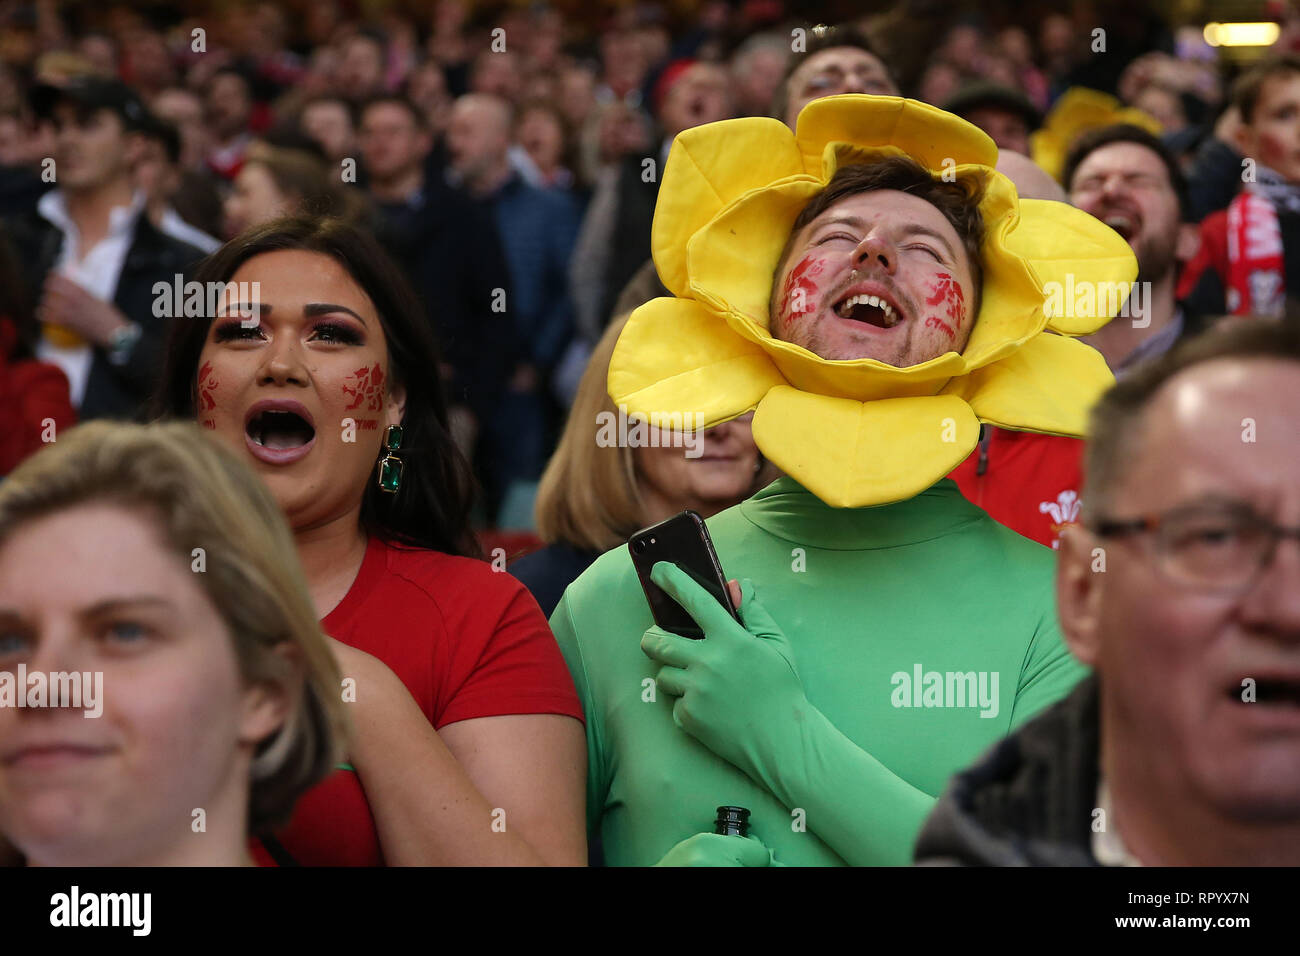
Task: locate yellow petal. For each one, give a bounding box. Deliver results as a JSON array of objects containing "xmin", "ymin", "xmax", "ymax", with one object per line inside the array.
[
  {"xmin": 793, "ymin": 94, "xmax": 998, "ymax": 178},
  {"xmin": 684, "ymin": 176, "xmax": 829, "ymax": 326},
  {"xmin": 1031, "ymin": 87, "xmax": 1162, "ymax": 182},
  {"xmin": 1028, "ymin": 128, "xmax": 1066, "ymax": 183},
  {"xmin": 942, "ymin": 331, "xmax": 1113, "ymax": 437},
  {"xmin": 723, "ymin": 309, "xmax": 967, "ymax": 401},
  {"xmin": 957, "ymin": 168, "xmax": 1047, "ymax": 369},
  {"xmin": 652, "ymin": 117, "xmax": 804, "ymax": 296},
  {"xmin": 1004, "ymin": 198, "xmax": 1138, "ymax": 337},
  {"xmin": 752, "ymin": 386, "xmax": 979, "ymax": 508},
  {"xmin": 608, "ymin": 297, "xmax": 786, "ymax": 427}
]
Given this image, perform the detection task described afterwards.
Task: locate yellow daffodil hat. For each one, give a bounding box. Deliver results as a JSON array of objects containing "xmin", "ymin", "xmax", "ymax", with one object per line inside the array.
[
  {"xmin": 1030, "ymin": 86, "xmax": 1163, "ymax": 183},
  {"xmin": 608, "ymin": 93, "xmax": 1137, "ymax": 508}
]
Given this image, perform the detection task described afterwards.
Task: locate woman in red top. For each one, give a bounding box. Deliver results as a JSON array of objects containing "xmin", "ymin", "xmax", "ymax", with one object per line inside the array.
[
  {"xmin": 153, "ymin": 216, "xmax": 586, "ymax": 865},
  {"xmin": 0, "ymin": 230, "xmax": 76, "ymax": 476}
]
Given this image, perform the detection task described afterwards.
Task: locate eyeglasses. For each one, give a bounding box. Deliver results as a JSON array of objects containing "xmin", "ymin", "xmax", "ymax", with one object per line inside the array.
[
  {"xmin": 1090, "ymin": 502, "xmax": 1300, "ymax": 593},
  {"xmin": 1072, "ymin": 172, "xmax": 1169, "ymax": 195},
  {"xmin": 802, "ymin": 67, "xmax": 892, "ymax": 95}
]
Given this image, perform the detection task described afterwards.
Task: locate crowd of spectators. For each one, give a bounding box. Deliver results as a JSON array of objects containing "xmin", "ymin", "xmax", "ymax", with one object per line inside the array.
[
  {"xmin": 1, "ymin": 0, "xmax": 1299, "ymax": 872},
  {"xmin": 3, "ymin": 1, "xmax": 1296, "ymax": 526}
]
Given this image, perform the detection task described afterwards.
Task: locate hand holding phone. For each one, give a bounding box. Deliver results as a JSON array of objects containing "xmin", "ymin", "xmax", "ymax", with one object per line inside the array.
[{"xmin": 628, "ymin": 510, "xmax": 738, "ymax": 639}]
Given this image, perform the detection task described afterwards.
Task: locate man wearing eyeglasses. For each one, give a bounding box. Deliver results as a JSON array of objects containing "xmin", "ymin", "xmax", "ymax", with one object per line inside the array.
[
  {"xmin": 773, "ymin": 25, "xmax": 899, "ymax": 129},
  {"xmin": 915, "ymin": 318, "xmax": 1300, "ymax": 865}
]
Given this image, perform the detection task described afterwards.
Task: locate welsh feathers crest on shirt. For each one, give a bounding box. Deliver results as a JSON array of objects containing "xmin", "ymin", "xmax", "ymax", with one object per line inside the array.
[
  {"xmin": 1038, "ymin": 490, "xmax": 1081, "ymax": 549},
  {"xmin": 1249, "ymin": 269, "xmax": 1285, "ymax": 317}
]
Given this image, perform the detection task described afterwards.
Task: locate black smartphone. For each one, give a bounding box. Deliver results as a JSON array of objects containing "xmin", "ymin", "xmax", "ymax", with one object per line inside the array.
[{"xmin": 628, "ymin": 510, "xmax": 738, "ymax": 639}]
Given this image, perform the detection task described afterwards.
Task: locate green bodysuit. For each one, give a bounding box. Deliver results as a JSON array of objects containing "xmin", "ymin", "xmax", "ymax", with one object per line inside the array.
[{"xmin": 550, "ymin": 476, "xmax": 1087, "ymax": 866}]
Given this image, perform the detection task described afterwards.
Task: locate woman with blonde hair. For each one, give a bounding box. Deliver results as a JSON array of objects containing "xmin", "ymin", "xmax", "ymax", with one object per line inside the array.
[
  {"xmin": 511, "ymin": 313, "xmax": 767, "ymax": 617},
  {"xmin": 222, "ymin": 142, "xmax": 368, "ymax": 239},
  {"xmin": 0, "ymin": 420, "xmax": 347, "ymax": 866}
]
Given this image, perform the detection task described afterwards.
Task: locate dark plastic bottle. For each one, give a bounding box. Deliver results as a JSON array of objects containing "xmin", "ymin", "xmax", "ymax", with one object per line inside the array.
[{"xmin": 713, "ymin": 806, "xmax": 750, "ymax": 837}]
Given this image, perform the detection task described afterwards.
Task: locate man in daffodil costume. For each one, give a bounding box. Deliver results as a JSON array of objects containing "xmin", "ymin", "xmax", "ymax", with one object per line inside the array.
[{"xmin": 551, "ymin": 95, "xmax": 1136, "ymax": 866}]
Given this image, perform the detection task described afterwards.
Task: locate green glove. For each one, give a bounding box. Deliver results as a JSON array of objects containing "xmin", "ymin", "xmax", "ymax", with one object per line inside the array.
[
  {"xmin": 642, "ymin": 562, "xmax": 807, "ymax": 785},
  {"xmin": 653, "ymin": 832, "xmax": 774, "ymax": 867},
  {"xmin": 642, "ymin": 561, "xmax": 935, "ymax": 866}
]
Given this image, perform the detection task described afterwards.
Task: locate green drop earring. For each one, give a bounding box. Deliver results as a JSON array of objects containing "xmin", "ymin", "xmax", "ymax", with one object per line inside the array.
[{"xmin": 377, "ymin": 424, "xmax": 404, "ymax": 494}]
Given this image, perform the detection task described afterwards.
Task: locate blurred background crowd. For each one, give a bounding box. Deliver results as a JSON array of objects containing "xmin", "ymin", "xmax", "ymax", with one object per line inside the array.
[
  {"xmin": 2, "ymin": 0, "xmax": 1300, "ymax": 873},
  {"xmin": 0, "ymin": 0, "xmax": 1297, "ymax": 541}
]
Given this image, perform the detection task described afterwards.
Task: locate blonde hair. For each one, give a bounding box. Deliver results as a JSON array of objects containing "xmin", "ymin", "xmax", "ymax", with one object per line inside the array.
[
  {"xmin": 535, "ymin": 315, "xmax": 645, "ymax": 552},
  {"xmin": 0, "ymin": 421, "xmax": 347, "ymax": 834},
  {"xmin": 243, "ymin": 142, "xmax": 369, "ymax": 228}
]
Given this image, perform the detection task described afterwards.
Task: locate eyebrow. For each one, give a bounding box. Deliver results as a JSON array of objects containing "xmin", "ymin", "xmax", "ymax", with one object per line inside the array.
[
  {"xmin": 215, "ymin": 302, "xmax": 369, "ymax": 327},
  {"xmin": 808, "ymin": 65, "xmax": 879, "ymax": 79},
  {"xmin": 812, "ymin": 216, "xmax": 958, "ymax": 261},
  {"xmin": 1076, "ymin": 171, "xmax": 1164, "ymax": 185},
  {"xmin": 304, "ymin": 303, "xmax": 368, "ymax": 326},
  {"xmin": 1173, "ymin": 494, "xmax": 1262, "ymax": 513},
  {"xmin": 0, "ymin": 597, "xmax": 175, "ymax": 624},
  {"xmin": 82, "ymin": 597, "xmax": 176, "ymax": 616}
]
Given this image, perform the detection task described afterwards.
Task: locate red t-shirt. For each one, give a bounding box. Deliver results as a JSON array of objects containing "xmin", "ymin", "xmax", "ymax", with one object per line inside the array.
[
  {"xmin": 253, "ymin": 535, "xmax": 584, "ymax": 866},
  {"xmin": 948, "ymin": 427, "xmax": 1084, "ymax": 549},
  {"xmin": 0, "ymin": 318, "xmax": 77, "ymax": 476}
]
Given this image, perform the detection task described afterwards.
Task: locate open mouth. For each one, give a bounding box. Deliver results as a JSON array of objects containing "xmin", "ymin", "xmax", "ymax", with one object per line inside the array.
[
  {"xmin": 243, "ymin": 401, "xmax": 316, "ymax": 465},
  {"xmin": 1101, "ymin": 212, "xmax": 1139, "ymax": 241},
  {"xmin": 247, "ymin": 409, "xmax": 315, "ymax": 450},
  {"xmin": 834, "ymin": 291, "xmax": 902, "ymax": 329},
  {"xmin": 1230, "ymin": 677, "xmax": 1300, "ymax": 709}
]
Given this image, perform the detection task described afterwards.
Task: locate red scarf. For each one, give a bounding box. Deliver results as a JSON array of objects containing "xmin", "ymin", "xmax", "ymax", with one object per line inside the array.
[{"xmin": 1225, "ymin": 189, "xmax": 1286, "ymax": 316}]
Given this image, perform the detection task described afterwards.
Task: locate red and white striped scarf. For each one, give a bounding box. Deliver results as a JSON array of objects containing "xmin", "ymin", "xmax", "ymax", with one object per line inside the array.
[{"xmin": 1225, "ymin": 166, "xmax": 1300, "ymax": 316}]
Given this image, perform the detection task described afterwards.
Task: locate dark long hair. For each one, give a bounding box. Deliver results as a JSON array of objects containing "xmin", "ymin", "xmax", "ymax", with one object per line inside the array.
[
  {"xmin": 0, "ymin": 226, "xmax": 37, "ymax": 360},
  {"xmin": 150, "ymin": 215, "xmax": 481, "ymax": 558}
]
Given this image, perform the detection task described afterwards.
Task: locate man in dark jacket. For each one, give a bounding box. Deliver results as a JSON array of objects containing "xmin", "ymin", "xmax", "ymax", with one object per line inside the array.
[
  {"xmin": 916, "ymin": 319, "xmax": 1300, "ymax": 866},
  {"xmin": 358, "ymin": 94, "xmax": 510, "ymax": 449},
  {"xmin": 445, "ymin": 92, "xmax": 579, "ymax": 515},
  {"xmin": 5, "ymin": 77, "xmax": 204, "ymax": 421},
  {"xmin": 574, "ymin": 59, "xmax": 733, "ymax": 340}
]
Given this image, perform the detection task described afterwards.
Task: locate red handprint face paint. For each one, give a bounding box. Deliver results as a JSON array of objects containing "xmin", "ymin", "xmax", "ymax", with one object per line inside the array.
[
  {"xmin": 197, "ymin": 360, "xmax": 220, "ymax": 429},
  {"xmin": 923, "ymin": 273, "xmax": 965, "ymax": 342},
  {"xmin": 342, "ymin": 363, "xmax": 385, "ymax": 412},
  {"xmin": 777, "ymin": 254, "xmax": 828, "ymax": 327}
]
